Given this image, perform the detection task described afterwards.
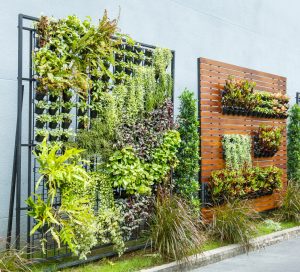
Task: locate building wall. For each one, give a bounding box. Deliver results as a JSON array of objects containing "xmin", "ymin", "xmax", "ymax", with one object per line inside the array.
[{"xmin": 0, "ymin": 0, "xmax": 299, "ymax": 240}]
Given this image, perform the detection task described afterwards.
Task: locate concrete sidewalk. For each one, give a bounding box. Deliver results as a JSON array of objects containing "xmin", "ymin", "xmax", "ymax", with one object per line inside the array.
[{"xmin": 192, "ymin": 236, "xmax": 300, "ymax": 272}]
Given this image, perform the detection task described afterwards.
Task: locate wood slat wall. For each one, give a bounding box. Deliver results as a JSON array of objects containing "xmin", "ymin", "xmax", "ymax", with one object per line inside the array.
[{"xmin": 198, "ymin": 58, "xmax": 287, "ymax": 213}]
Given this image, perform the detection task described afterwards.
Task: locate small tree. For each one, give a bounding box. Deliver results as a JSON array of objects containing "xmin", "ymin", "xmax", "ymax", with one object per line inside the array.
[
  {"xmin": 288, "ymin": 104, "xmax": 300, "ymax": 182},
  {"xmin": 174, "ymin": 89, "xmax": 200, "ymax": 207}
]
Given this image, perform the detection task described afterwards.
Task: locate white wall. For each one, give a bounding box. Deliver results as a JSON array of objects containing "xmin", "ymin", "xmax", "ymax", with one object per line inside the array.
[{"xmin": 0, "ymin": 0, "xmax": 299, "ymax": 240}]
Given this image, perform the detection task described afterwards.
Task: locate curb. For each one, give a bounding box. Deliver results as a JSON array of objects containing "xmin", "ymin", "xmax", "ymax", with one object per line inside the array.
[{"xmin": 140, "ymin": 226, "xmax": 300, "ymax": 272}]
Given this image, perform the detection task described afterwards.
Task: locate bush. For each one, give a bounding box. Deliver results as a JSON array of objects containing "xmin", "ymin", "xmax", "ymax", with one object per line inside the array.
[
  {"xmin": 278, "ymin": 182, "xmax": 300, "ymax": 222},
  {"xmin": 210, "ymin": 199, "xmax": 259, "ymax": 249},
  {"xmin": 149, "ymin": 190, "xmax": 205, "ymax": 262},
  {"xmin": 288, "ymin": 104, "xmax": 300, "ymax": 182},
  {"xmin": 174, "ymin": 89, "xmax": 200, "ymax": 206}
]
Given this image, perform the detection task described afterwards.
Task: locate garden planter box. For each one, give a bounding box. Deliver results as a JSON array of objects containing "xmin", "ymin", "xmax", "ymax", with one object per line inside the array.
[
  {"xmin": 35, "ymin": 92, "xmax": 46, "ymax": 101},
  {"xmin": 115, "ymin": 53, "xmax": 123, "ymax": 62},
  {"xmin": 49, "ymin": 121, "xmax": 58, "ymax": 129},
  {"xmin": 49, "ymin": 94, "xmax": 59, "ymax": 102},
  {"xmin": 62, "ymin": 107, "xmax": 71, "ymax": 114},
  {"xmin": 77, "ymin": 109, "xmax": 87, "ymax": 116},
  {"xmin": 62, "ymin": 93, "xmax": 72, "ymax": 102},
  {"xmin": 49, "ymin": 135, "xmax": 58, "ymax": 141},
  {"xmin": 49, "ymin": 108, "xmax": 58, "ymax": 115},
  {"xmin": 35, "ymin": 107, "xmax": 44, "ymax": 115},
  {"xmin": 35, "ymin": 134, "xmax": 45, "ymax": 142}
]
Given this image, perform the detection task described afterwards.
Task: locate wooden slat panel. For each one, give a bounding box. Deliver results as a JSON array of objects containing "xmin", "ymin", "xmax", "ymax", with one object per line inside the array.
[{"xmin": 199, "ymin": 57, "xmax": 287, "ymax": 213}]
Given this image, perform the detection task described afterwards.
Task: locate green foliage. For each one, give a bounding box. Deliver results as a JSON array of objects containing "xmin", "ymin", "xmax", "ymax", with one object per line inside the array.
[
  {"xmin": 106, "ymin": 130, "xmax": 180, "ymax": 195},
  {"xmin": 149, "ymin": 191, "xmax": 205, "ymax": 262},
  {"xmin": 222, "ymin": 76, "xmax": 289, "ymax": 118},
  {"xmin": 254, "ymin": 125, "xmax": 283, "ymax": 156},
  {"xmin": 210, "ymin": 199, "xmax": 259, "ymax": 249},
  {"xmin": 210, "ymin": 166, "xmax": 283, "ymax": 201},
  {"xmin": 278, "ymin": 182, "xmax": 300, "ymax": 222},
  {"xmin": 222, "ymin": 134, "xmax": 252, "ymax": 170},
  {"xmin": 174, "ymin": 89, "xmax": 199, "ymax": 203},
  {"xmin": 288, "ymin": 104, "xmax": 300, "ymax": 182}
]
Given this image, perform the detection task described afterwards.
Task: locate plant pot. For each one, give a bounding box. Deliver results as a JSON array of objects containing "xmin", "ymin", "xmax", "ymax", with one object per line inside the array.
[
  {"xmin": 35, "ymin": 107, "xmax": 44, "ymax": 115},
  {"xmin": 134, "ymin": 58, "xmax": 142, "ymax": 65},
  {"xmin": 60, "ymin": 135, "xmax": 69, "ymax": 142},
  {"xmin": 49, "ymin": 121, "xmax": 58, "ymax": 129},
  {"xmin": 115, "ymin": 78, "xmax": 124, "ymax": 85},
  {"xmin": 102, "ymin": 74, "xmax": 110, "ymax": 82},
  {"xmin": 104, "ymin": 61, "xmax": 110, "ymax": 69},
  {"xmin": 90, "ymin": 110, "xmax": 98, "ymax": 118},
  {"xmin": 35, "ymin": 134, "xmax": 44, "ymax": 142},
  {"xmin": 49, "ymin": 135, "xmax": 58, "ymax": 141},
  {"xmin": 62, "ymin": 120, "xmax": 71, "ymax": 129},
  {"xmin": 63, "ymin": 92, "xmax": 72, "ymax": 102},
  {"xmin": 62, "ymin": 107, "xmax": 71, "ymax": 114},
  {"xmin": 49, "ymin": 94, "xmax": 59, "ymax": 102},
  {"xmin": 125, "ymin": 55, "xmax": 132, "ymax": 63},
  {"xmin": 77, "ymin": 121, "xmax": 86, "ymax": 129},
  {"xmin": 114, "ymin": 65, "xmax": 123, "ymax": 73},
  {"xmin": 35, "ymin": 92, "xmax": 46, "ymax": 101},
  {"xmin": 115, "ymin": 53, "xmax": 123, "ymax": 62},
  {"xmin": 77, "ymin": 109, "xmax": 87, "ymax": 116},
  {"xmin": 125, "ymin": 67, "xmax": 132, "ymax": 75},
  {"xmin": 145, "ymin": 49, "xmax": 153, "ymax": 58},
  {"xmin": 125, "ymin": 44, "xmax": 133, "ymax": 52},
  {"xmin": 144, "ymin": 59, "xmax": 152, "ymax": 66},
  {"xmin": 49, "ymin": 108, "xmax": 58, "ymax": 115},
  {"xmin": 35, "ymin": 120, "xmax": 45, "ymax": 129}
]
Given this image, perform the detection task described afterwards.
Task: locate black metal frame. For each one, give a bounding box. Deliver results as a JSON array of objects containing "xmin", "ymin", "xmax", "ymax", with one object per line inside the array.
[
  {"xmin": 7, "ymin": 13, "xmax": 175, "ymax": 264},
  {"xmin": 296, "ymin": 92, "xmax": 300, "ymax": 105}
]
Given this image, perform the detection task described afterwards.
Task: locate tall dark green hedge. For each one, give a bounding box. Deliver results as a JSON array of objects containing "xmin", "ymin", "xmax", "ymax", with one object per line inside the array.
[
  {"xmin": 288, "ymin": 104, "xmax": 300, "ymax": 182},
  {"xmin": 174, "ymin": 89, "xmax": 200, "ymax": 205}
]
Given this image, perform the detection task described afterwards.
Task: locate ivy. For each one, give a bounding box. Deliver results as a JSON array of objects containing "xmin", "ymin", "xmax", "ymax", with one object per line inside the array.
[
  {"xmin": 222, "ymin": 134, "xmax": 252, "ymax": 170},
  {"xmin": 288, "ymin": 104, "xmax": 300, "ymax": 182},
  {"xmin": 174, "ymin": 89, "xmax": 200, "ymax": 204}
]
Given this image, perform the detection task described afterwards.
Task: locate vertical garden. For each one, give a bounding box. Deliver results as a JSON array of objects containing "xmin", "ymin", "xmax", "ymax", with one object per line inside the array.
[{"xmin": 24, "ymin": 11, "xmax": 200, "ymax": 261}]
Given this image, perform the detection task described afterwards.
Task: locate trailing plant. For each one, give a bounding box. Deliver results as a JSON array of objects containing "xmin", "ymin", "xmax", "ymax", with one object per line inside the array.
[
  {"xmin": 210, "ymin": 166, "xmax": 283, "ymax": 201},
  {"xmin": 222, "ymin": 134, "xmax": 252, "ymax": 170},
  {"xmin": 277, "ymin": 181, "xmax": 300, "ymax": 222},
  {"xmin": 288, "ymin": 104, "xmax": 300, "ymax": 182},
  {"xmin": 174, "ymin": 89, "xmax": 199, "ymax": 205},
  {"xmin": 149, "ymin": 190, "xmax": 205, "ymax": 262},
  {"xmin": 210, "ymin": 199, "xmax": 259, "ymax": 249},
  {"xmin": 254, "ymin": 125, "xmax": 284, "ymax": 157}
]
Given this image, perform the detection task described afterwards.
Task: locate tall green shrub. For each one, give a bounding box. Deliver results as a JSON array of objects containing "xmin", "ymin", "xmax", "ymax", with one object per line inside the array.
[
  {"xmin": 288, "ymin": 104, "xmax": 300, "ymax": 182},
  {"xmin": 174, "ymin": 89, "xmax": 199, "ymax": 205}
]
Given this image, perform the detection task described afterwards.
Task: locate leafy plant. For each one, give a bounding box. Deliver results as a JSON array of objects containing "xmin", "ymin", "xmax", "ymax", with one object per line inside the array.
[
  {"xmin": 222, "ymin": 134, "xmax": 252, "ymax": 170},
  {"xmin": 0, "ymin": 248, "xmax": 32, "ymax": 272},
  {"xmin": 210, "ymin": 199, "xmax": 259, "ymax": 249},
  {"xmin": 278, "ymin": 181, "xmax": 300, "ymax": 222},
  {"xmin": 210, "ymin": 166, "xmax": 283, "ymax": 201},
  {"xmin": 288, "ymin": 104, "xmax": 300, "ymax": 182},
  {"xmin": 174, "ymin": 89, "xmax": 199, "ymax": 205},
  {"xmin": 149, "ymin": 191, "xmax": 205, "ymax": 262},
  {"xmin": 254, "ymin": 125, "xmax": 283, "ymax": 156}
]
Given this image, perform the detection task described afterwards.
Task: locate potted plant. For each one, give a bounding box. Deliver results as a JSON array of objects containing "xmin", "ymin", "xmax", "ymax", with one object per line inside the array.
[
  {"xmin": 49, "ymin": 129, "xmax": 62, "ymax": 141},
  {"xmin": 78, "ymin": 115, "xmax": 89, "ymax": 129},
  {"xmin": 90, "ymin": 103, "xmax": 100, "ymax": 118},
  {"xmin": 35, "ymin": 129, "xmax": 48, "ymax": 142},
  {"xmin": 48, "ymin": 101, "xmax": 60, "ymax": 115},
  {"xmin": 62, "ymin": 89, "xmax": 73, "ymax": 102},
  {"xmin": 60, "ymin": 129, "xmax": 73, "ymax": 142},
  {"xmin": 35, "ymin": 101, "xmax": 48, "ymax": 115},
  {"xmin": 62, "ymin": 113, "xmax": 72, "ymax": 129},
  {"xmin": 35, "ymin": 81, "xmax": 47, "ymax": 101},
  {"xmin": 77, "ymin": 101, "xmax": 88, "ymax": 116},
  {"xmin": 49, "ymin": 89, "xmax": 60, "ymax": 102},
  {"xmin": 49, "ymin": 115, "xmax": 62, "ymax": 129},
  {"xmin": 35, "ymin": 114, "xmax": 50, "ymax": 128},
  {"xmin": 62, "ymin": 101, "xmax": 74, "ymax": 114}
]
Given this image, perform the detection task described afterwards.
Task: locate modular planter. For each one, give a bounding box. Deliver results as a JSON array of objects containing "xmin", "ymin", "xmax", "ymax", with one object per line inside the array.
[
  {"xmin": 77, "ymin": 109, "xmax": 87, "ymax": 116},
  {"xmin": 62, "ymin": 93, "xmax": 72, "ymax": 102},
  {"xmin": 145, "ymin": 49, "xmax": 153, "ymax": 58},
  {"xmin": 35, "ymin": 91, "xmax": 46, "ymax": 101},
  {"xmin": 35, "ymin": 120, "xmax": 45, "ymax": 129},
  {"xmin": 49, "ymin": 94, "xmax": 59, "ymax": 102},
  {"xmin": 49, "ymin": 121, "xmax": 58, "ymax": 129},
  {"xmin": 90, "ymin": 110, "xmax": 98, "ymax": 118},
  {"xmin": 115, "ymin": 65, "xmax": 123, "ymax": 73},
  {"xmin": 125, "ymin": 44, "xmax": 133, "ymax": 52},
  {"xmin": 49, "ymin": 135, "xmax": 58, "ymax": 141},
  {"xmin": 35, "ymin": 134, "xmax": 45, "ymax": 142},
  {"xmin": 124, "ymin": 55, "xmax": 133, "ymax": 63},
  {"xmin": 49, "ymin": 108, "xmax": 58, "ymax": 115},
  {"xmin": 62, "ymin": 107, "xmax": 71, "ymax": 114},
  {"xmin": 144, "ymin": 58, "xmax": 152, "ymax": 66},
  {"xmin": 125, "ymin": 67, "xmax": 132, "ymax": 75},
  {"xmin": 134, "ymin": 57, "xmax": 142, "ymax": 65},
  {"xmin": 102, "ymin": 74, "xmax": 110, "ymax": 83},
  {"xmin": 35, "ymin": 106, "xmax": 44, "ymax": 115},
  {"xmin": 62, "ymin": 120, "xmax": 71, "ymax": 129},
  {"xmin": 77, "ymin": 121, "xmax": 85, "ymax": 129}
]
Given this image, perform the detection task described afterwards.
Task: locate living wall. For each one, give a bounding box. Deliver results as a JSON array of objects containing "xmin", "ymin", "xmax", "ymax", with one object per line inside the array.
[
  {"xmin": 27, "ymin": 12, "xmax": 186, "ymax": 260},
  {"xmin": 208, "ymin": 76, "xmax": 287, "ymax": 203}
]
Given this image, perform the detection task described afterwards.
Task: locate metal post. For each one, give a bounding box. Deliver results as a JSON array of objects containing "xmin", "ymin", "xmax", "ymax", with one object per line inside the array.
[
  {"xmin": 296, "ymin": 92, "xmax": 300, "ymax": 105},
  {"xmin": 16, "ymin": 13, "xmax": 24, "ymax": 249}
]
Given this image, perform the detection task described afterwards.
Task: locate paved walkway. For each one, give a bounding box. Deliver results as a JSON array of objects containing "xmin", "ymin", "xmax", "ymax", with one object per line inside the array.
[{"xmin": 191, "ymin": 237, "xmax": 300, "ymax": 272}]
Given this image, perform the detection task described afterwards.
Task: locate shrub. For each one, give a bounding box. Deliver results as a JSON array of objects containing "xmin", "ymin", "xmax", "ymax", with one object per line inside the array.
[
  {"xmin": 210, "ymin": 199, "xmax": 259, "ymax": 249},
  {"xmin": 174, "ymin": 89, "xmax": 200, "ymax": 206},
  {"xmin": 278, "ymin": 182, "xmax": 300, "ymax": 222},
  {"xmin": 288, "ymin": 104, "xmax": 300, "ymax": 182},
  {"xmin": 149, "ymin": 191, "xmax": 205, "ymax": 262}
]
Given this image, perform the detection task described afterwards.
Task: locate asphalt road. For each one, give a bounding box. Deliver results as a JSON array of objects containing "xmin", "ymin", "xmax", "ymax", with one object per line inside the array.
[{"xmin": 191, "ymin": 237, "xmax": 300, "ymax": 272}]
